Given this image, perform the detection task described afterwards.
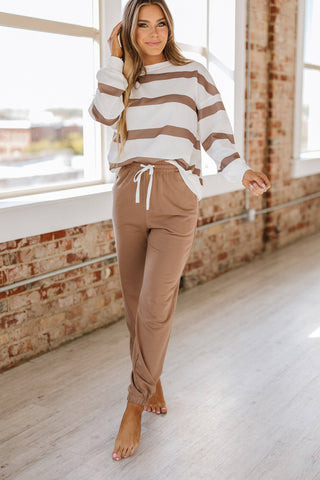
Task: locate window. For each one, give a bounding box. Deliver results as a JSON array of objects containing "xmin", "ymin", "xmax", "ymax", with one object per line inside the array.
[
  {"xmin": 293, "ymin": 0, "xmax": 320, "ymax": 177},
  {"xmin": 0, "ymin": 0, "xmax": 101, "ymax": 198}
]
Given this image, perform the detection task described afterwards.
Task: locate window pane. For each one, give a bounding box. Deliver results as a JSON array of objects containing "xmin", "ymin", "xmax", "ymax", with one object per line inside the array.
[
  {"xmin": 165, "ymin": 0, "xmax": 207, "ymax": 46},
  {"xmin": 0, "ymin": 0, "xmax": 97, "ymax": 28},
  {"xmin": 209, "ymin": 0, "xmax": 235, "ymax": 72},
  {"xmin": 301, "ymin": 68, "xmax": 320, "ymax": 154},
  {"xmin": 210, "ymin": 65, "xmax": 235, "ymax": 126},
  {"xmin": 121, "ymin": 0, "xmax": 207, "ymax": 46},
  {"xmin": 0, "ymin": 26, "xmax": 100, "ymax": 195},
  {"xmin": 304, "ymin": 0, "xmax": 320, "ymax": 66}
]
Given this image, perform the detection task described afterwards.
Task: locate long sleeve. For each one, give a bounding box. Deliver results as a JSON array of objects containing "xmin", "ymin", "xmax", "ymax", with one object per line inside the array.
[
  {"xmin": 88, "ymin": 55, "xmax": 128, "ymax": 130},
  {"xmin": 196, "ymin": 64, "xmax": 251, "ymax": 183}
]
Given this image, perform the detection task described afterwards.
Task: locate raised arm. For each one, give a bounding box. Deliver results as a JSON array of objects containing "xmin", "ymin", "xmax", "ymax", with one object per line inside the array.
[
  {"xmin": 88, "ymin": 55, "xmax": 128, "ymax": 130},
  {"xmin": 88, "ymin": 21, "xmax": 127, "ymax": 130}
]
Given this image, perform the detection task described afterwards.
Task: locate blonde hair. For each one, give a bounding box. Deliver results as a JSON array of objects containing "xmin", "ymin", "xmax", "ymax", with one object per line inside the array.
[{"xmin": 115, "ymin": 0, "xmax": 193, "ymax": 160}]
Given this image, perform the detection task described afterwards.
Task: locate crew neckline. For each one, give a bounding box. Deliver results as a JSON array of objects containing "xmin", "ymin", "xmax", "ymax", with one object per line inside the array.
[{"xmin": 144, "ymin": 60, "xmax": 171, "ymax": 71}]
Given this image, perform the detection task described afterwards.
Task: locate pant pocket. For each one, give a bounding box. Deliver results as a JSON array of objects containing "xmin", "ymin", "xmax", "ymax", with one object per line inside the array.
[{"xmin": 176, "ymin": 174, "xmax": 198, "ymax": 203}]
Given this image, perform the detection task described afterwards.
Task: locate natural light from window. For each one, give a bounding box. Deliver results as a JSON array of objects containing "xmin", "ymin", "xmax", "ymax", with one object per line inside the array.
[{"xmin": 0, "ymin": 0, "xmax": 99, "ymax": 197}]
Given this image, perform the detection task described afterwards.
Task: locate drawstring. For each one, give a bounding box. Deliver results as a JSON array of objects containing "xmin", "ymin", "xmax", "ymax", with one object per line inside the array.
[{"xmin": 133, "ymin": 164, "xmax": 154, "ymax": 210}]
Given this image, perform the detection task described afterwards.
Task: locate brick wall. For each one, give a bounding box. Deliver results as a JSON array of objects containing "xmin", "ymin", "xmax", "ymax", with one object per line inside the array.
[
  {"xmin": 1, "ymin": 0, "xmax": 320, "ymax": 372},
  {"xmin": 0, "ymin": 223, "xmax": 122, "ymax": 370}
]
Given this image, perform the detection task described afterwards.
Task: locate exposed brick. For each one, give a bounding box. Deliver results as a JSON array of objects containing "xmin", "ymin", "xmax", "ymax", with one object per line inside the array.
[
  {"xmin": 8, "ymin": 338, "xmax": 34, "ymax": 357},
  {"xmin": 6, "ymin": 264, "xmax": 34, "ymax": 284},
  {"xmin": 40, "ymin": 233, "xmax": 53, "ymax": 243},
  {"xmin": 0, "ymin": 333, "xmax": 9, "ymax": 347},
  {"xmin": 0, "ymin": 301, "xmax": 8, "ymax": 314},
  {"xmin": 53, "ymin": 230, "xmax": 67, "ymax": 240},
  {"xmin": 40, "ymin": 283, "xmax": 66, "ymax": 300},
  {"xmin": 0, "ymin": 312, "xmax": 27, "ymax": 329},
  {"xmin": 2, "ymin": 252, "xmax": 19, "ymax": 266},
  {"xmin": 8, "ymin": 290, "xmax": 41, "ymax": 311},
  {"xmin": 66, "ymin": 252, "xmax": 89, "ymax": 264},
  {"xmin": 0, "ymin": 270, "xmax": 7, "ymax": 285}
]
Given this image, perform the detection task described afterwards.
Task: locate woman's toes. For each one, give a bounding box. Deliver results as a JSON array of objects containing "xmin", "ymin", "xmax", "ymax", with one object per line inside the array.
[
  {"xmin": 123, "ymin": 447, "xmax": 129, "ymax": 458},
  {"xmin": 145, "ymin": 403, "xmax": 167, "ymax": 414},
  {"xmin": 112, "ymin": 449, "xmax": 120, "ymax": 461},
  {"xmin": 130, "ymin": 445, "xmax": 137, "ymax": 456},
  {"xmin": 120, "ymin": 447, "xmax": 127, "ymax": 459}
]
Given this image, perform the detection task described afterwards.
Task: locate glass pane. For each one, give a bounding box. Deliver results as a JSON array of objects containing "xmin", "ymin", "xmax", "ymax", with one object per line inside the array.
[
  {"xmin": 166, "ymin": 0, "xmax": 207, "ymax": 46},
  {"xmin": 121, "ymin": 0, "xmax": 207, "ymax": 46},
  {"xmin": 304, "ymin": 0, "xmax": 320, "ymax": 66},
  {"xmin": 180, "ymin": 50, "xmax": 206, "ymax": 65},
  {"xmin": 210, "ymin": 64, "xmax": 235, "ymax": 126},
  {"xmin": 0, "ymin": 0, "xmax": 97, "ymax": 28},
  {"xmin": 301, "ymin": 68, "xmax": 320, "ymax": 154},
  {"xmin": 0, "ymin": 26, "xmax": 100, "ymax": 196},
  {"xmin": 209, "ymin": 0, "xmax": 235, "ymax": 72}
]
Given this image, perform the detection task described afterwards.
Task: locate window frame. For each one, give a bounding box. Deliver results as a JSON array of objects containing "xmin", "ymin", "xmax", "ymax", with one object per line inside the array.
[
  {"xmin": 292, "ymin": 0, "xmax": 320, "ymax": 178},
  {"xmin": 0, "ymin": 0, "xmax": 247, "ymax": 242}
]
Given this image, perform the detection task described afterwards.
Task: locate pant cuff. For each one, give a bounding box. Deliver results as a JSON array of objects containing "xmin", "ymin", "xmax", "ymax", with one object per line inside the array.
[{"xmin": 127, "ymin": 393, "xmax": 147, "ymax": 406}]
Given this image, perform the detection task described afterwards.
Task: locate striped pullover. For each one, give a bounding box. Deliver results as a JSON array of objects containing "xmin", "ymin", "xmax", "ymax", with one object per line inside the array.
[{"xmin": 88, "ymin": 55, "xmax": 251, "ymax": 200}]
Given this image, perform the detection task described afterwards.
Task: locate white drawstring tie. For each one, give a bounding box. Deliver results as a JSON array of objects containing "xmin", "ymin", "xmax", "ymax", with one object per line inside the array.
[{"xmin": 133, "ymin": 164, "xmax": 155, "ymax": 210}]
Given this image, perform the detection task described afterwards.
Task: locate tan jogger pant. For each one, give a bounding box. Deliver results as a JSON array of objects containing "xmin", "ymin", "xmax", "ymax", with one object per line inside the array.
[{"xmin": 112, "ymin": 160, "xmax": 198, "ymax": 406}]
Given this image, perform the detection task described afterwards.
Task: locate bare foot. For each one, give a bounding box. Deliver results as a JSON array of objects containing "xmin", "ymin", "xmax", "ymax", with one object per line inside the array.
[
  {"xmin": 112, "ymin": 401, "xmax": 144, "ymax": 461},
  {"xmin": 144, "ymin": 379, "xmax": 167, "ymax": 415}
]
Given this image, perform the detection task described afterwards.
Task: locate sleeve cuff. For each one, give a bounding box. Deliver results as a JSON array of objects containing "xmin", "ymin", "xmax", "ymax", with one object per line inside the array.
[{"xmin": 221, "ymin": 157, "xmax": 251, "ymax": 184}]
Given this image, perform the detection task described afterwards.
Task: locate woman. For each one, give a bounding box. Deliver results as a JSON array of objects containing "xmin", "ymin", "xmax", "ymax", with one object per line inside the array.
[{"xmin": 89, "ymin": 0, "xmax": 271, "ymax": 462}]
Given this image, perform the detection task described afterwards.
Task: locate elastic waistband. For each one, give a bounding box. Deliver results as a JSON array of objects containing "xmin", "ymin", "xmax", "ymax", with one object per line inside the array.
[{"xmin": 120, "ymin": 160, "xmax": 180, "ymax": 173}]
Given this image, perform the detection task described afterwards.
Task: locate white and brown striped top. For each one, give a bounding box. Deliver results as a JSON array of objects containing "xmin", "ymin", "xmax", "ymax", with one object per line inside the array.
[{"xmin": 88, "ymin": 55, "xmax": 251, "ymax": 201}]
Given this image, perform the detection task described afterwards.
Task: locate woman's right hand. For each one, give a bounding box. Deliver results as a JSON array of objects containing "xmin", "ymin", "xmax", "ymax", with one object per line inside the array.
[{"xmin": 108, "ymin": 21, "xmax": 123, "ymax": 59}]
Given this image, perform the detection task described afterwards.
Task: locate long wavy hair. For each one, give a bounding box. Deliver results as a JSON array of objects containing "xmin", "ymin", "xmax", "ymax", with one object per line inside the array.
[{"xmin": 114, "ymin": 0, "xmax": 193, "ymax": 160}]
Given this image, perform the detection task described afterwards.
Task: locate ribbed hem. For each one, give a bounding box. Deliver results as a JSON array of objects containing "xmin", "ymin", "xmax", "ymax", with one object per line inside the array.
[
  {"xmin": 221, "ymin": 157, "xmax": 252, "ymax": 184},
  {"xmin": 127, "ymin": 393, "xmax": 146, "ymax": 406}
]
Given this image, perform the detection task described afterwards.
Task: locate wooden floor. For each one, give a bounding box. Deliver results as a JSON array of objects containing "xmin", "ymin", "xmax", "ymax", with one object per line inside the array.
[{"xmin": 1, "ymin": 231, "xmax": 320, "ymax": 480}]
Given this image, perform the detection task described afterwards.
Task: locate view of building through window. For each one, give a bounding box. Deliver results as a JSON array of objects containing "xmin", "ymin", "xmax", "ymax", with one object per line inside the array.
[{"xmin": 0, "ymin": 1, "xmax": 98, "ymax": 197}]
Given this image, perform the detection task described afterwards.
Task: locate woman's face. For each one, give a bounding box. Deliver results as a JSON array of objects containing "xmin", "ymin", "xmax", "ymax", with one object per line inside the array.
[{"xmin": 135, "ymin": 4, "xmax": 169, "ymax": 65}]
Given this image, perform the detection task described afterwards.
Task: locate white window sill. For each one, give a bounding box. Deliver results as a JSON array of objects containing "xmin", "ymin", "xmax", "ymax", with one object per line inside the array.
[
  {"xmin": 0, "ymin": 175, "xmax": 245, "ymax": 243},
  {"xmin": 0, "ymin": 184, "xmax": 114, "ymax": 243},
  {"xmin": 291, "ymin": 157, "xmax": 320, "ymax": 178}
]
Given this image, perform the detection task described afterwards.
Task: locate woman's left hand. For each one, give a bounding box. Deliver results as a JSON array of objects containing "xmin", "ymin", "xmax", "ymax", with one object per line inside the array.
[{"xmin": 242, "ymin": 169, "xmax": 271, "ymax": 196}]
